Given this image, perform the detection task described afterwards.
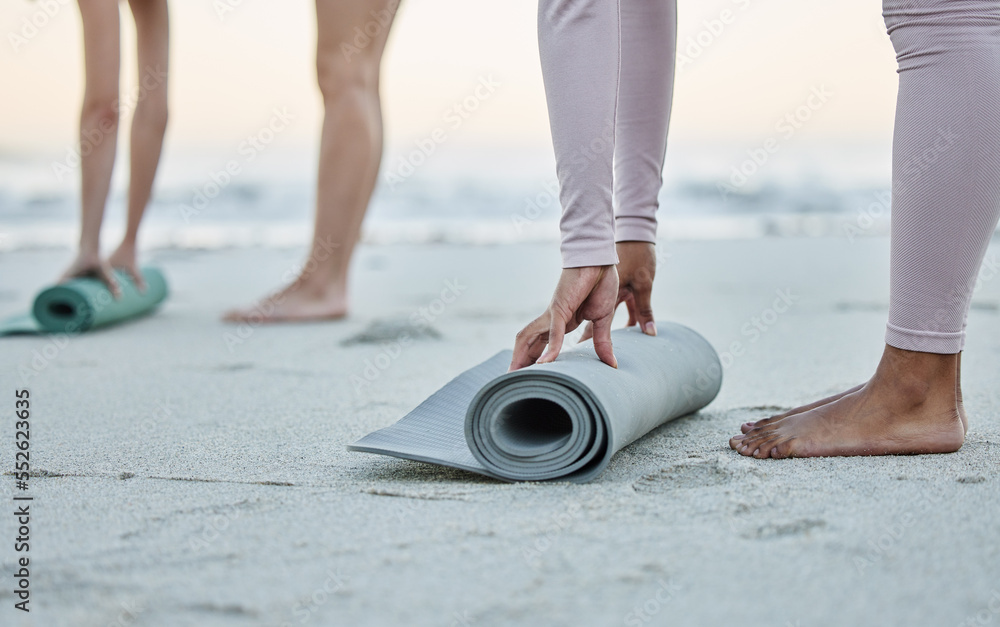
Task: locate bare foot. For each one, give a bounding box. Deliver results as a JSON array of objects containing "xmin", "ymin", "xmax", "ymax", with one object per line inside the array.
[
  {"xmin": 108, "ymin": 242, "xmax": 146, "ymax": 292},
  {"xmin": 729, "ymin": 345, "xmax": 965, "ymax": 458},
  {"xmin": 740, "ymin": 384, "xmax": 864, "ymax": 433},
  {"xmin": 741, "ymin": 356, "xmax": 968, "ymax": 435},
  {"xmin": 223, "ymin": 277, "xmax": 348, "ymax": 323}
]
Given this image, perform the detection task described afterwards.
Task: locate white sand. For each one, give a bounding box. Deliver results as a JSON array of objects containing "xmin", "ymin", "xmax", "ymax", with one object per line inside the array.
[{"xmin": 1, "ymin": 237, "xmax": 999, "ymax": 627}]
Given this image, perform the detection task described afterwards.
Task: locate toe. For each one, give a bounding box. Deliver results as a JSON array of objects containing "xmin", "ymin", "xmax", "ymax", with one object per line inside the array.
[
  {"xmin": 222, "ymin": 308, "xmax": 258, "ymax": 323},
  {"xmin": 741, "ymin": 421, "xmax": 756, "ymax": 434},
  {"xmin": 740, "ymin": 428, "xmax": 783, "ymax": 457},
  {"xmin": 752, "ymin": 437, "xmax": 782, "ymax": 459},
  {"xmin": 769, "ymin": 438, "xmax": 797, "ymax": 459},
  {"xmin": 740, "ymin": 428, "xmax": 772, "ymax": 447},
  {"xmin": 753, "ymin": 415, "xmax": 783, "ymax": 429}
]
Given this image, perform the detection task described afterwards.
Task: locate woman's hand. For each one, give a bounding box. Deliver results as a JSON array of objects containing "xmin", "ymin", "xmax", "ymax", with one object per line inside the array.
[
  {"xmin": 510, "ymin": 265, "xmax": 619, "ymax": 371},
  {"xmin": 60, "ymin": 251, "xmax": 121, "ymax": 298},
  {"xmin": 580, "ymin": 241, "xmax": 657, "ymax": 342}
]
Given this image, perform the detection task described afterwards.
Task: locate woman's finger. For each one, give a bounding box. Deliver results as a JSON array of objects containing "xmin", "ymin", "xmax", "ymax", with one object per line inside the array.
[
  {"xmin": 509, "ymin": 315, "xmax": 549, "ymax": 371},
  {"xmin": 623, "ymin": 292, "xmax": 637, "ymax": 327},
  {"xmin": 537, "ymin": 314, "xmax": 566, "ymax": 364},
  {"xmin": 589, "ymin": 311, "xmax": 617, "ymax": 368},
  {"xmin": 632, "ymin": 283, "xmax": 655, "ymax": 336}
]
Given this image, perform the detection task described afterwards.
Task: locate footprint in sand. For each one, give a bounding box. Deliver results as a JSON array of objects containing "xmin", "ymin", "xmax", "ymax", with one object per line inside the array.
[
  {"xmin": 742, "ymin": 519, "xmax": 826, "ymax": 540},
  {"xmin": 340, "ymin": 319, "xmax": 441, "ymax": 346},
  {"xmin": 632, "ymin": 458, "xmax": 733, "ymax": 493}
]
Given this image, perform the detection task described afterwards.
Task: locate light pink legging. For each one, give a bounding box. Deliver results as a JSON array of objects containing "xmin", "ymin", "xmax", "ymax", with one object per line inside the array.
[
  {"xmin": 539, "ymin": 0, "xmax": 1000, "ymax": 354},
  {"xmin": 538, "ymin": 0, "xmax": 677, "ymax": 268}
]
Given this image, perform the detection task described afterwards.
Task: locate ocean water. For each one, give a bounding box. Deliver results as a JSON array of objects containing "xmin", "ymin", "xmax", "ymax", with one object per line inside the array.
[{"xmin": 0, "ymin": 141, "xmax": 916, "ymax": 252}]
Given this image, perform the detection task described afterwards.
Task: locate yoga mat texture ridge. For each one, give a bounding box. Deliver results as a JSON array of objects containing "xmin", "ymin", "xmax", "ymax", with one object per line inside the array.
[
  {"xmin": 0, "ymin": 267, "xmax": 168, "ymax": 336},
  {"xmin": 349, "ymin": 322, "xmax": 722, "ymax": 482}
]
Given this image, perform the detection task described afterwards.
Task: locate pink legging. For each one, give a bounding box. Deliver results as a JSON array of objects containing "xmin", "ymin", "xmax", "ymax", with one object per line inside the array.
[{"xmin": 539, "ymin": 0, "xmax": 1000, "ymax": 354}]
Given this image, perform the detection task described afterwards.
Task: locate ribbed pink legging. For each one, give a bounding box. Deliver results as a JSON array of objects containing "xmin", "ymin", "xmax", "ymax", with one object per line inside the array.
[{"xmin": 539, "ymin": 0, "xmax": 1000, "ymax": 354}]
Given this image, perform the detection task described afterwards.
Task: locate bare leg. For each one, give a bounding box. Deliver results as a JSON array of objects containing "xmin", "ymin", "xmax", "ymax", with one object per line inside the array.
[
  {"xmin": 224, "ymin": 0, "xmax": 397, "ymax": 323},
  {"xmin": 109, "ymin": 0, "xmax": 170, "ymax": 290},
  {"xmin": 61, "ymin": 0, "xmax": 122, "ymax": 295}
]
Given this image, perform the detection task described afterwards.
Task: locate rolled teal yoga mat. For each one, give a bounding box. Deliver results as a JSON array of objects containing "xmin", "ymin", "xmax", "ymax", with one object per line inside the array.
[
  {"xmin": 349, "ymin": 322, "xmax": 723, "ymax": 483},
  {"xmin": 0, "ymin": 267, "xmax": 168, "ymax": 336}
]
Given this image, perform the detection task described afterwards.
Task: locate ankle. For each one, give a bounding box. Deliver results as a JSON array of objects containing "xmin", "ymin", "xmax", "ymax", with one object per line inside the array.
[
  {"xmin": 78, "ymin": 241, "xmax": 101, "ymax": 259},
  {"xmin": 874, "ymin": 346, "xmax": 958, "ymax": 405},
  {"xmin": 112, "ymin": 241, "xmax": 137, "ymax": 258},
  {"xmin": 289, "ymin": 273, "xmax": 346, "ymax": 301}
]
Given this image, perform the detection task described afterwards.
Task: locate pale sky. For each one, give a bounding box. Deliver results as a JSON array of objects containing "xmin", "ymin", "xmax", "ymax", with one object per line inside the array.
[{"xmin": 2, "ymin": 0, "xmax": 899, "ymax": 180}]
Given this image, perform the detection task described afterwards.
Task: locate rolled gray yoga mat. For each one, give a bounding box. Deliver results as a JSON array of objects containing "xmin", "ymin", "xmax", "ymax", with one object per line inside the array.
[{"xmin": 349, "ymin": 322, "xmax": 722, "ymax": 483}]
